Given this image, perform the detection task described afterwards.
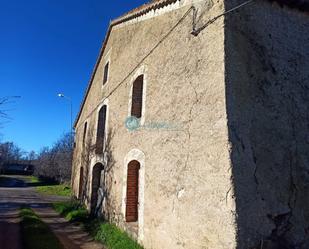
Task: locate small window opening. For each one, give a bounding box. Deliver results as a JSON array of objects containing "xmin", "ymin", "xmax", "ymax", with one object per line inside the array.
[
  {"xmin": 83, "ymin": 122, "xmax": 88, "ymax": 146},
  {"xmin": 103, "ymin": 62, "xmax": 109, "ymax": 85},
  {"xmin": 96, "ymin": 105, "xmax": 107, "ymax": 154}
]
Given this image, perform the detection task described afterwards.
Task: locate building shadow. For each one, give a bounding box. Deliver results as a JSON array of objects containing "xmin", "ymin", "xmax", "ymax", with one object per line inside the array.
[{"xmin": 224, "ymin": 1, "xmax": 309, "ymax": 248}]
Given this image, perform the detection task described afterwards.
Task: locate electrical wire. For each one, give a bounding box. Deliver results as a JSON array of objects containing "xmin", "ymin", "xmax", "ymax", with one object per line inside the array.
[
  {"xmin": 76, "ymin": 6, "xmax": 195, "ymax": 129},
  {"xmin": 191, "ymin": 0, "xmax": 254, "ymax": 36},
  {"xmin": 76, "ymin": 0, "xmax": 254, "ymax": 129}
]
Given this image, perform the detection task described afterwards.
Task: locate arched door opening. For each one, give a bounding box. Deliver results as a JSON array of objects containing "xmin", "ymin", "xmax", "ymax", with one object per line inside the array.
[
  {"xmin": 78, "ymin": 167, "xmax": 84, "ymax": 199},
  {"xmin": 126, "ymin": 160, "xmax": 140, "ymax": 222},
  {"xmin": 91, "ymin": 163, "xmax": 104, "ymax": 215}
]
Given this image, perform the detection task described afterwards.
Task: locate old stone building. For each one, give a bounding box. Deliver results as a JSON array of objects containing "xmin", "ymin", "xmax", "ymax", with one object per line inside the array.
[{"xmin": 72, "ymin": 0, "xmax": 309, "ymax": 248}]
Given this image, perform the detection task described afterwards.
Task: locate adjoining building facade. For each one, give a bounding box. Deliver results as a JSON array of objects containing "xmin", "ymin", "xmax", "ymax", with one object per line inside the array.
[{"xmin": 72, "ymin": 0, "xmax": 309, "ymax": 248}]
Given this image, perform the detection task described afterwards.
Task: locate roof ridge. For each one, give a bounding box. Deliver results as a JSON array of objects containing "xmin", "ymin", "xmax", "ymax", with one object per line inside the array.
[{"xmin": 112, "ymin": 0, "xmax": 179, "ymax": 24}]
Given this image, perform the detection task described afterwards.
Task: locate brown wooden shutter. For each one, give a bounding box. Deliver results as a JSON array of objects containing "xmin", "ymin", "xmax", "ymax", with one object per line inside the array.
[
  {"xmin": 126, "ymin": 160, "xmax": 140, "ymax": 222},
  {"xmin": 96, "ymin": 105, "xmax": 107, "ymax": 154},
  {"xmin": 131, "ymin": 75, "xmax": 144, "ymax": 118}
]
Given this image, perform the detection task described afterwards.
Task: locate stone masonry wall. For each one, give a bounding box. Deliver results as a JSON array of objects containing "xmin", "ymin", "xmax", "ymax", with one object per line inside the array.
[{"xmin": 73, "ymin": 0, "xmax": 237, "ymax": 248}]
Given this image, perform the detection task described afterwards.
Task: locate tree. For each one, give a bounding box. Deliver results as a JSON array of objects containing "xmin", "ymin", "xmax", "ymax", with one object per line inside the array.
[
  {"xmin": 73, "ymin": 128, "xmax": 117, "ymax": 219},
  {"xmin": 0, "ymin": 141, "xmax": 25, "ymax": 171},
  {"xmin": 34, "ymin": 132, "xmax": 73, "ymax": 183}
]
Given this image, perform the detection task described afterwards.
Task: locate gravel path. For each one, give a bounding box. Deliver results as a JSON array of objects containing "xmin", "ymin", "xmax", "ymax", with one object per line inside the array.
[
  {"xmin": 34, "ymin": 207, "xmax": 104, "ymax": 249},
  {"xmin": 0, "ymin": 175, "xmax": 103, "ymax": 249},
  {"xmin": 0, "ymin": 207, "xmax": 22, "ymax": 249}
]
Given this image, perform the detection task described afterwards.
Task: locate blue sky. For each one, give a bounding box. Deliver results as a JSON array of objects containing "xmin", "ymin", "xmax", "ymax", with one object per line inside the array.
[{"xmin": 0, "ymin": 0, "xmax": 147, "ymax": 153}]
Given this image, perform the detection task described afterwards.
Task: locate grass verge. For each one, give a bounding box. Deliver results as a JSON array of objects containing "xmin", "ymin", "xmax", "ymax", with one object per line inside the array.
[
  {"xmin": 53, "ymin": 201, "xmax": 144, "ymax": 249},
  {"xmin": 24, "ymin": 176, "xmax": 71, "ymax": 197},
  {"xmin": 36, "ymin": 184, "xmax": 72, "ymax": 197},
  {"xmin": 29, "ymin": 176, "xmax": 40, "ymax": 183},
  {"xmin": 53, "ymin": 201, "xmax": 88, "ymax": 222},
  {"xmin": 20, "ymin": 207, "xmax": 63, "ymax": 249}
]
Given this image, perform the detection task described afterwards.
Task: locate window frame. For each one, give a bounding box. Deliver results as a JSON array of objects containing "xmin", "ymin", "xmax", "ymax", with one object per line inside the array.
[
  {"xmin": 102, "ymin": 48, "xmax": 112, "ymax": 87},
  {"xmin": 130, "ymin": 75, "xmax": 144, "ymax": 119},
  {"xmin": 127, "ymin": 66, "xmax": 147, "ymax": 126},
  {"xmin": 94, "ymin": 99, "xmax": 109, "ymax": 155},
  {"xmin": 95, "ymin": 104, "xmax": 107, "ymax": 154},
  {"xmin": 103, "ymin": 62, "xmax": 109, "ymax": 85},
  {"xmin": 82, "ymin": 121, "xmax": 88, "ymax": 147}
]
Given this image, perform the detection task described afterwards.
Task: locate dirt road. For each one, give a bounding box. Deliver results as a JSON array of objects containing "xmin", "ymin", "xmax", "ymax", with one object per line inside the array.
[{"xmin": 0, "ymin": 175, "xmax": 102, "ymax": 249}]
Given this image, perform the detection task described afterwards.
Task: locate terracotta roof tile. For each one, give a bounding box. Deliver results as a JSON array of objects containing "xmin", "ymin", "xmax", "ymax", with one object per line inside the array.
[{"xmin": 112, "ymin": 0, "xmax": 179, "ymax": 24}]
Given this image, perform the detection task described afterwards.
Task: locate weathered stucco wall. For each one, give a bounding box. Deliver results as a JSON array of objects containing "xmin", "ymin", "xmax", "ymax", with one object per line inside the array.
[
  {"xmin": 225, "ymin": 1, "xmax": 309, "ymax": 248},
  {"xmin": 73, "ymin": 0, "xmax": 236, "ymax": 248}
]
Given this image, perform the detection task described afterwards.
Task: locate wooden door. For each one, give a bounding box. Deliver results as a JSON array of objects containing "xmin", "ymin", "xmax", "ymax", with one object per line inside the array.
[{"xmin": 126, "ymin": 160, "xmax": 140, "ymax": 222}]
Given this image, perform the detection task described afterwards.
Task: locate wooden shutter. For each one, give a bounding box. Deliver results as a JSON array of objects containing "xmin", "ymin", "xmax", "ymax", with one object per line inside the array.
[
  {"xmin": 131, "ymin": 75, "xmax": 144, "ymax": 118},
  {"xmin": 103, "ymin": 62, "xmax": 109, "ymax": 84},
  {"xmin": 126, "ymin": 160, "xmax": 140, "ymax": 222},
  {"xmin": 96, "ymin": 105, "xmax": 107, "ymax": 154}
]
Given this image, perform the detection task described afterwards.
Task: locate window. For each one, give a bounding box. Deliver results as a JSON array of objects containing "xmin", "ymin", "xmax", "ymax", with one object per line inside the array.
[
  {"xmin": 82, "ymin": 122, "xmax": 88, "ymax": 146},
  {"xmin": 96, "ymin": 105, "xmax": 107, "ymax": 154},
  {"xmin": 131, "ymin": 75, "xmax": 144, "ymax": 118},
  {"xmin": 103, "ymin": 62, "xmax": 109, "ymax": 85},
  {"xmin": 125, "ymin": 160, "xmax": 140, "ymax": 222}
]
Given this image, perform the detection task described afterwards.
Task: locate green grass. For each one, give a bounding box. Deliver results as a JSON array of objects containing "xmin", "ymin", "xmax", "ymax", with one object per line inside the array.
[
  {"xmin": 53, "ymin": 201, "xmax": 144, "ymax": 249},
  {"xmin": 29, "ymin": 176, "xmax": 40, "ymax": 183},
  {"xmin": 93, "ymin": 222, "xmax": 143, "ymax": 249},
  {"xmin": 53, "ymin": 200, "xmax": 88, "ymax": 222},
  {"xmin": 24, "ymin": 176, "xmax": 72, "ymax": 197},
  {"xmin": 36, "ymin": 184, "xmax": 72, "ymax": 197},
  {"xmin": 20, "ymin": 208, "xmax": 63, "ymax": 249}
]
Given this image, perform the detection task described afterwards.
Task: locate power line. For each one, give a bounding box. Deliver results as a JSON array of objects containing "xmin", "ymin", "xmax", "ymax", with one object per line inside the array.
[
  {"xmin": 77, "ymin": 0, "xmax": 254, "ymax": 129},
  {"xmin": 76, "ymin": 6, "xmax": 195, "ymax": 129},
  {"xmin": 191, "ymin": 0, "xmax": 254, "ymax": 36}
]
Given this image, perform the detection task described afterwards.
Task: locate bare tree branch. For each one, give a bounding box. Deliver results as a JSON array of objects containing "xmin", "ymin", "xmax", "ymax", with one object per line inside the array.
[{"xmin": 0, "ymin": 96, "xmax": 21, "ymax": 125}]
